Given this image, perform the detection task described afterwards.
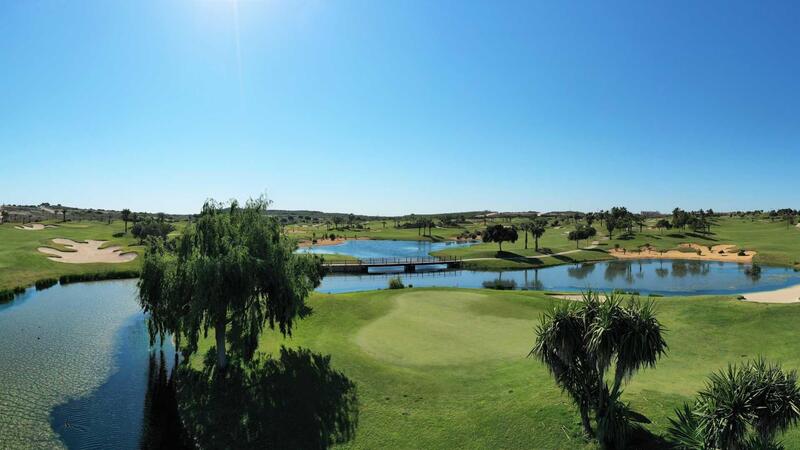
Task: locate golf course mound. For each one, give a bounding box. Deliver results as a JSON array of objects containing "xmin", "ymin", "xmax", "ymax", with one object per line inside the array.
[
  {"xmin": 356, "ymin": 291, "xmax": 537, "ymax": 366},
  {"xmin": 38, "ymin": 238, "xmax": 137, "ymax": 264}
]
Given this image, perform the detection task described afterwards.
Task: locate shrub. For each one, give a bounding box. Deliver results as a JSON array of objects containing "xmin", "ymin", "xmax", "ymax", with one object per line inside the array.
[
  {"xmin": 745, "ymin": 263, "xmax": 762, "ymax": 278},
  {"xmin": 34, "ymin": 278, "xmax": 58, "ymax": 291},
  {"xmin": 0, "ymin": 286, "xmax": 26, "ymax": 303},
  {"xmin": 387, "ymin": 276, "xmax": 405, "ymax": 290},
  {"xmin": 112, "ymin": 232, "xmax": 125, "ymax": 238},
  {"xmin": 59, "ymin": 270, "xmax": 140, "ymax": 285},
  {"xmin": 482, "ymin": 279, "xmax": 517, "ymax": 290},
  {"xmin": 738, "ymin": 249, "xmax": 746, "ymax": 256}
]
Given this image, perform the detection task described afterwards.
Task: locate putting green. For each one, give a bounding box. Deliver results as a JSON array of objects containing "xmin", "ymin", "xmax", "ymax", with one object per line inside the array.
[{"xmin": 355, "ymin": 291, "xmax": 535, "ymax": 367}]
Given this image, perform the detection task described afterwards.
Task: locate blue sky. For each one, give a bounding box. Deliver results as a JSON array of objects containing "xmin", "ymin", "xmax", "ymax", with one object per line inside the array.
[{"xmin": 1, "ymin": 1, "xmax": 799, "ymax": 215}]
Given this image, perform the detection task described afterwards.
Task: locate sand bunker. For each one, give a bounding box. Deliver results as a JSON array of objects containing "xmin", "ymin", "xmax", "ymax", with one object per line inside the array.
[
  {"xmin": 14, "ymin": 224, "xmax": 55, "ymax": 231},
  {"xmin": 609, "ymin": 243, "xmax": 755, "ymax": 263},
  {"xmin": 741, "ymin": 284, "xmax": 800, "ymax": 304},
  {"xmin": 38, "ymin": 239, "xmax": 137, "ymax": 264}
]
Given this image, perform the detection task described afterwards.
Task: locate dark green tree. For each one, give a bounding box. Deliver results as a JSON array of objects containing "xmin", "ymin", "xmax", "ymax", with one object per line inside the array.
[
  {"xmin": 531, "ymin": 220, "xmax": 547, "ymax": 251},
  {"xmin": 482, "ymin": 224, "xmax": 518, "ymax": 252},
  {"xmin": 138, "ymin": 197, "xmax": 324, "ymax": 371},
  {"xmin": 131, "ymin": 217, "xmax": 174, "ymax": 244},
  {"xmin": 655, "ymin": 219, "xmax": 672, "ymax": 234},
  {"xmin": 568, "ymin": 225, "xmax": 597, "ymax": 248}
]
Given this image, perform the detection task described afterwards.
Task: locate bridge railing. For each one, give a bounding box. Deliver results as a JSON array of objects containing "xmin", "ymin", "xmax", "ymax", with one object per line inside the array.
[{"xmin": 322, "ymin": 256, "xmax": 462, "ymax": 266}]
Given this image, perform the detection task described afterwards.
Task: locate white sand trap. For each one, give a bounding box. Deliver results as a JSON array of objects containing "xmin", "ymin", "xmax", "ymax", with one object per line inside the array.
[
  {"xmin": 610, "ymin": 243, "xmax": 755, "ymax": 263},
  {"xmin": 38, "ymin": 239, "xmax": 137, "ymax": 264},
  {"xmin": 741, "ymin": 284, "xmax": 800, "ymax": 304},
  {"xmin": 15, "ymin": 224, "xmax": 49, "ymax": 230}
]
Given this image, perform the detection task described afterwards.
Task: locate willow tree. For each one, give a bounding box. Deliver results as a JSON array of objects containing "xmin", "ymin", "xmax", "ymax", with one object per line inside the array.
[{"xmin": 138, "ymin": 197, "xmax": 323, "ymax": 370}]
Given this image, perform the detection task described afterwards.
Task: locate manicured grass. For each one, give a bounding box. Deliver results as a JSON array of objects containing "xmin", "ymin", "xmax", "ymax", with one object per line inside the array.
[
  {"xmin": 433, "ymin": 216, "xmax": 800, "ymax": 269},
  {"xmin": 0, "ymin": 220, "xmax": 144, "ymax": 292},
  {"xmin": 193, "ymin": 288, "xmax": 800, "ymax": 449}
]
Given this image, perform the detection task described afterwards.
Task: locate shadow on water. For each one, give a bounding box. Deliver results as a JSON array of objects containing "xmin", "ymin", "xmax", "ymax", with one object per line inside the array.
[
  {"xmin": 140, "ymin": 351, "xmax": 192, "ymax": 450},
  {"xmin": 178, "ymin": 346, "xmax": 359, "ymax": 450},
  {"xmin": 50, "ymin": 314, "xmax": 188, "ymax": 450}
]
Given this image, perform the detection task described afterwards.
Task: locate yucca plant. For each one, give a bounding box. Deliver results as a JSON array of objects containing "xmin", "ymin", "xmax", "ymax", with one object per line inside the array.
[
  {"xmin": 531, "ymin": 290, "xmax": 667, "ymax": 448},
  {"xmin": 667, "ymin": 358, "xmax": 800, "ymax": 449}
]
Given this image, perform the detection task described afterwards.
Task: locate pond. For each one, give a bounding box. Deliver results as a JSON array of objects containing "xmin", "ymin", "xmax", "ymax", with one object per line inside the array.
[
  {"xmin": 0, "ymin": 280, "xmax": 180, "ymax": 449},
  {"xmin": 297, "ymin": 239, "xmax": 475, "ymax": 259},
  {"xmin": 316, "ymin": 259, "xmax": 800, "ymax": 296}
]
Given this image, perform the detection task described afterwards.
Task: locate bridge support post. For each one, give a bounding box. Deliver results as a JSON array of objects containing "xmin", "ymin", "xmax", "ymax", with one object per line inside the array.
[{"xmin": 404, "ymin": 264, "xmax": 416, "ymax": 273}]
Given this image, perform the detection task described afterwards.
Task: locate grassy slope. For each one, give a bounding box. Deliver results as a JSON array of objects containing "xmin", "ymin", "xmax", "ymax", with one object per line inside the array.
[
  {"xmin": 0, "ymin": 221, "xmax": 143, "ymax": 291},
  {"xmin": 194, "ymin": 288, "xmax": 800, "ymax": 449}
]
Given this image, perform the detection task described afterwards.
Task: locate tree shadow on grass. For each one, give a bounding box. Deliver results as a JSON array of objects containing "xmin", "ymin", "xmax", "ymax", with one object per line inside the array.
[
  {"xmin": 550, "ymin": 254, "xmax": 576, "ymax": 263},
  {"xmin": 628, "ymin": 427, "xmax": 673, "ymax": 450},
  {"xmin": 178, "ymin": 346, "xmax": 358, "ymax": 450},
  {"xmin": 686, "ymin": 232, "xmax": 718, "ymax": 242}
]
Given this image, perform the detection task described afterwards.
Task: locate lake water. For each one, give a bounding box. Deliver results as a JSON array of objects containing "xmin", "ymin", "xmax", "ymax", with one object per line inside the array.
[
  {"xmin": 301, "ymin": 240, "xmax": 800, "ymax": 295},
  {"xmin": 317, "ymin": 260, "xmax": 800, "ymax": 295},
  {"xmin": 0, "ymin": 280, "xmax": 178, "ymax": 449},
  {"xmin": 298, "ymin": 239, "xmax": 475, "ymax": 259}
]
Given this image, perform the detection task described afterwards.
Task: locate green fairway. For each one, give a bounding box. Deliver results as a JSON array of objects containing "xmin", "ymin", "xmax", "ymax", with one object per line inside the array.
[
  {"xmin": 0, "ymin": 221, "xmax": 143, "ymax": 292},
  {"xmin": 432, "ymin": 216, "xmax": 800, "ymax": 269},
  {"xmin": 226, "ymin": 288, "xmax": 800, "ymax": 449}
]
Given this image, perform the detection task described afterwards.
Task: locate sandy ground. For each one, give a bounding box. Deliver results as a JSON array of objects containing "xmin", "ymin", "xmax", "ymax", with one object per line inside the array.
[
  {"xmin": 609, "ymin": 243, "xmax": 755, "ymax": 263},
  {"xmin": 741, "ymin": 284, "xmax": 800, "ymax": 304},
  {"xmin": 38, "ymin": 238, "xmax": 137, "ymax": 264},
  {"xmin": 14, "ymin": 224, "xmax": 54, "ymax": 230}
]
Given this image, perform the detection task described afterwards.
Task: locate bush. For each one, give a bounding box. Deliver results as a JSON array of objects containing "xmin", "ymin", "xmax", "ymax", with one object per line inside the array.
[
  {"xmin": 59, "ymin": 270, "xmax": 140, "ymax": 285},
  {"xmin": 482, "ymin": 279, "xmax": 517, "ymax": 290},
  {"xmin": 112, "ymin": 232, "xmax": 125, "ymax": 238},
  {"xmin": 738, "ymin": 249, "xmax": 746, "ymax": 256},
  {"xmin": 387, "ymin": 276, "xmax": 405, "ymax": 290},
  {"xmin": 131, "ymin": 218, "xmax": 174, "ymax": 243},
  {"xmin": 34, "ymin": 278, "xmax": 58, "ymax": 291},
  {"xmin": 0, "ymin": 286, "xmax": 26, "ymax": 303},
  {"xmin": 745, "ymin": 263, "xmax": 762, "ymax": 278}
]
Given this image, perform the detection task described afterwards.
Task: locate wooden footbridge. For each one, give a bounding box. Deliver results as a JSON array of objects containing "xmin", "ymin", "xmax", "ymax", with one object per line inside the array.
[{"xmin": 323, "ymin": 256, "xmax": 463, "ymax": 274}]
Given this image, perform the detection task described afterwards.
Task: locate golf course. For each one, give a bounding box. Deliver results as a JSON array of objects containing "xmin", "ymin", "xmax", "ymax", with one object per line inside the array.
[
  {"xmin": 1, "ymin": 207, "xmax": 800, "ymax": 448},
  {"xmin": 5, "ymin": 2, "xmax": 800, "ymax": 448},
  {"xmin": 189, "ymin": 287, "xmax": 800, "ymax": 449}
]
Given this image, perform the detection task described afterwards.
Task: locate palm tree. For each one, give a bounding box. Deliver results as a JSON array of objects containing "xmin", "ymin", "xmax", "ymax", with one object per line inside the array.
[
  {"xmin": 121, "ymin": 208, "xmax": 131, "ymax": 233},
  {"xmin": 667, "ymin": 358, "xmax": 800, "ymax": 450},
  {"xmin": 532, "ymin": 291, "xmax": 667, "ymax": 448},
  {"xmin": 520, "ymin": 222, "xmax": 532, "ymax": 249},
  {"xmin": 531, "ymin": 220, "xmax": 547, "ymax": 251}
]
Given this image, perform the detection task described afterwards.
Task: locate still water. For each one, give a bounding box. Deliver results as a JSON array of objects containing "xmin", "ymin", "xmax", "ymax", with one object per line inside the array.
[
  {"xmin": 317, "ymin": 259, "xmax": 800, "ymax": 295},
  {"xmin": 298, "ymin": 239, "xmax": 474, "ymax": 259},
  {"xmin": 0, "ymin": 280, "xmax": 176, "ymax": 449},
  {"xmin": 300, "ymin": 240, "xmax": 800, "ymax": 295}
]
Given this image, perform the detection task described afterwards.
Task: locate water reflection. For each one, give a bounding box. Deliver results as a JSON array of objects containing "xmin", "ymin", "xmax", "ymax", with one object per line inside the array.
[
  {"xmin": 140, "ymin": 351, "xmax": 191, "ymax": 450},
  {"xmin": 316, "ymin": 260, "xmax": 800, "ymax": 296}
]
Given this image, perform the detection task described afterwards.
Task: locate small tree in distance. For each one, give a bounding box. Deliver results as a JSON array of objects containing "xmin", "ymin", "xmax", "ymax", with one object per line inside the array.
[
  {"xmin": 655, "ymin": 219, "xmax": 672, "ymax": 235},
  {"xmin": 482, "ymin": 224, "xmax": 518, "ymax": 253},
  {"xmin": 121, "ymin": 208, "xmax": 131, "ymax": 233}
]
